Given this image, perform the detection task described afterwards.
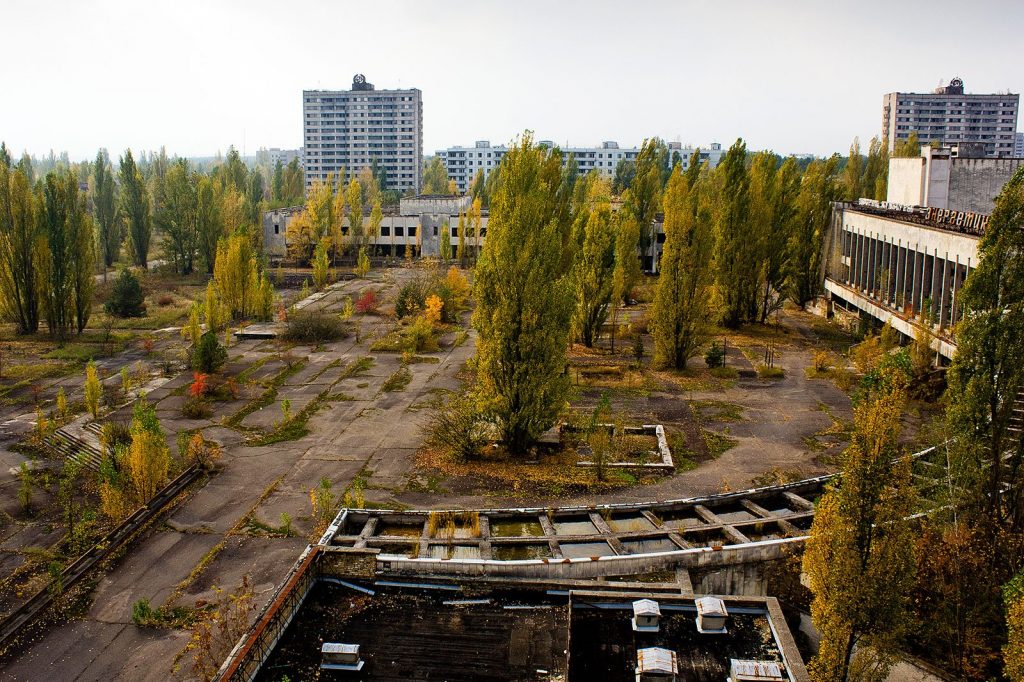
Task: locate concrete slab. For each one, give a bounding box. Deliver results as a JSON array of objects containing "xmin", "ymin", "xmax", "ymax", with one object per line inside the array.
[{"xmin": 88, "ymin": 530, "xmax": 221, "ymax": 623}]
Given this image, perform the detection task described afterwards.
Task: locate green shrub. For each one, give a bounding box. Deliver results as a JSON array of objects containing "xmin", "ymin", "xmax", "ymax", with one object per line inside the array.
[
  {"xmin": 404, "ymin": 317, "xmax": 438, "ymax": 353},
  {"xmin": 425, "ymin": 393, "xmax": 489, "ymax": 462},
  {"xmin": 395, "ymin": 280, "xmax": 428, "ymax": 318},
  {"xmin": 182, "ymin": 396, "xmax": 212, "ymax": 419},
  {"xmin": 757, "ymin": 364, "xmax": 785, "ymax": 379},
  {"xmin": 704, "ymin": 342, "xmax": 725, "ymax": 368},
  {"xmin": 192, "ymin": 330, "xmax": 227, "ymax": 373},
  {"xmin": 105, "ymin": 269, "xmax": 146, "ymax": 318},
  {"xmin": 283, "ymin": 310, "xmax": 347, "ymax": 343}
]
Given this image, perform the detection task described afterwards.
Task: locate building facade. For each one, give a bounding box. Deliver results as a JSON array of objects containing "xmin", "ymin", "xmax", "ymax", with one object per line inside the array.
[
  {"xmin": 303, "ymin": 74, "xmax": 423, "ymax": 193},
  {"xmin": 435, "ymin": 140, "xmax": 726, "ymax": 193},
  {"xmin": 882, "ymin": 78, "xmax": 1019, "ymax": 158},
  {"xmin": 267, "ymin": 148, "xmax": 302, "ymax": 169},
  {"xmin": 887, "ymin": 144, "xmax": 1024, "ymax": 215},
  {"xmin": 1016, "ymin": 131, "xmax": 1024, "ymax": 158}
]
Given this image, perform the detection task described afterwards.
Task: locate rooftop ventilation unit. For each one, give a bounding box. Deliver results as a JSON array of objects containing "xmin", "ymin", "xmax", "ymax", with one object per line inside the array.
[
  {"xmin": 695, "ymin": 596, "xmax": 728, "ymax": 634},
  {"xmin": 636, "ymin": 647, "xmax": 678, "ymax": 681},
  {"xmin": 632, "ymin": 599, "xmax": 661, "ymax": 632},
  {"xmin": 321, "ymin": 642, "xmax": 364, "ymax": 671},
  {"xmin": 728, "ymin": 659, "xmax": 786, "ymax": 682}
]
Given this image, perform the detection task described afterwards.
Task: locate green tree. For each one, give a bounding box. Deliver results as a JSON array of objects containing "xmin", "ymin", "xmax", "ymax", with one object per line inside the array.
[
  {"xmin": 312, "ymin": 236, "xmax": 330, "ymax": 290},
  {"xmin": 439, "ymin": 220, "xmax": 452, "ymax": 263},
  {"xmin": 945, "ymin": 165, "xmax": 1024, "ymax": 531},
  {"xmin": 422, "ymin": 157, "xmax": 449, "ymax": 195},
  {"xmin": 271, "ymin": 159, "xmax": 284, "ymax": 202},
  {"xmin": 892, "ymin": 131, "xmax": 920, "ymax": 158},
  {"xmin": 347, "ymin": 178, "xmax": 363, "ymax": 248},
  {"xmin": 469, "ymin": 168, "xmax": 486, "ymax": 205},
  {"xmin": 472, "ymin": 134, "xmax": 574, "ymax": 454},
  {"xmin": 652, "ymin": 164, "xmax": 716, "ymax": 369},
  {"xmin": 842, "ymin": 137, "xmax": 864, "ymax": 201},
  {"xmin": 759, "ymin": 157, "xmax": 800, "ymax": 322},
  {"xmin": 623, "ymin": 138, "xmax": 664, "ymax": 265},
  {"xmin": 192, "ymin": 329, "xmax": 227, "ymax": 373},
  {"xmin": 369, "ymin": 197, "xmax": 382, "ymax": 255},
  {"xmin": 119, "ymin": 150, "xmax": 152, "ymax": 268},
  {"xmin": 803, "ymin": 376, "xmax": 916, "ymax": 681},
  {"xmin": 105, "ymin": 268, "xmax": 146, "ymax": 318},
  {"xmin": 613, "ymin": 212, "xmax": 641, "ymax": 306},
  {"xmin": 92, "ymin": 150, "xmax": 120, "ymax": 270},
  {"xmin": 196, "ymin": 176, "xmax": 222, "ymax": 273},
  {"xmin": 711, "ymin": 139, "xmax": 753, "ymax": 327},
  {"xmin": 0, "ymin": 161, "xmax": 42, "ymax": 333},
  {"xmin": 862, "ymin": 136, "xmax": 889, "ymax": 202},
  {"xmin": 40, "ymin": 172, "xmax": 93, "ymax": 338},
  {"xmin": 788, "ymin": 155, "xmax": 841, "ymax": 305},
  {"xmin": 156, "ymin": 159, "xmax": 199, "ymax": 274},
  {"xmin": 571, "ymin": 178, "xmax": 616, "ymax": 347},
  {"xmin": 282, "ymin": 158, "xmax": 304, "ymax": 205},
  {"xmin": 612, "ymin": 158, "xmax": 636, "ymax": 194},
  {"xmin": 84, "ymin": 361, "xmax": 102, "ymax": 419}
]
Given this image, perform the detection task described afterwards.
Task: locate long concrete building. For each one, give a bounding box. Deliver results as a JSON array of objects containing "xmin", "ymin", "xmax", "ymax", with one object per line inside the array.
[
  {"xmin": 303, "ymin": 74, "xmax": 423, "ymax": 193},
  {"xmin": 882, "ymin": 78, "xmax": 1019, "ymax": 158},
  {"xmin": 822, "ymin": 143, "xmax": 1023, "ymax": 359},
  {"xmin": 436, "ymin": 140, "xmax": 726, "ymax": 193}
]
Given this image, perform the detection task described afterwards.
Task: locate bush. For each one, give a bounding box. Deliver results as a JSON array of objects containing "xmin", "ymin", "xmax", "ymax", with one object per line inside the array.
[
  {"xmin": 812, "ymin": 350, "xmax": 832, "ymax": 373},
  {"xmin": 182, "ymin": 397, "xmax": 212, "ymax": 419},
  {"xmin": 704, "ymin": 342, "xmax": 725, "ymax": 368},
  {"xmin": 99, "ymin": 421, "xmax": 132, "ymax": 455},
  {"xmin": 283, "ymin": 310, "xmax": 346, "ymax": 343},
  {"xmin": 425, "ymin": 393, "xmax": 489, "ymax": 462},
  {"xmin": 354, "ymin": 289, "xmax": 379, "ymax": 314},
  {"xmin": 156, "ymin": 294, "xmax": 175, "ymax": 307},
  {"xmin": 192, "ymin": 330, "xmax": 227, "ymax": 373},
  {"xmin": 405, "ymin": 316, "xmax": 438, "ymax": 353},
  {"xmin": 105, "ymin": 269, "xmax": 146, "ymax": 318},
  {"xmin": 757, "ymin": 364, "xmax": 785, "ymax": 379},
  {"xmin": 395, "ymin": 280, "xmax": 427, "ymax": 318}
]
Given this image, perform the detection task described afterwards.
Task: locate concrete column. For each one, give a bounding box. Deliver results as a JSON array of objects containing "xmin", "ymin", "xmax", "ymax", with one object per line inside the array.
[
  {"xmin": 950, "ymin": 255, "xmax": 961, "ymax": 326},
  {"xmin": 859, "ymin": 231, "xmax": 869, "ymax": 291},
  {"xmin": 867, "ymin": 234, "xmax": 876, "ymax": 295},
  {"xmin": 897, "ymin": 241, "xmax": 905, "ymax": 307},
  {"xmin": 938, "ymin": 253, "xmax": 949, "ymax": 329},
  {"xmin": 909, "ymin": 247, "xmax": 920, "ymax": 316}
]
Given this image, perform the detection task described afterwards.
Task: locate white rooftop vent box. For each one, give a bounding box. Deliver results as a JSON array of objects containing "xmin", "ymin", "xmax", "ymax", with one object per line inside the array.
[
  {"xmin": 321, "ymin": 642, "xmax": 365, "ymax": 671},
  {"xmin": 728, "ymin": 659, "xmax": 786, "ymax": 682},
  {"xmin": 632, "ymin": 599, "xmax": 661, "ymax": 632},
  {"xmin": 695, "ymin": 596, "xmax": 728, "ymax": 634},
  {"xmin": 636, "ymin": 647, "xmax": 678, "ymax": 682}
]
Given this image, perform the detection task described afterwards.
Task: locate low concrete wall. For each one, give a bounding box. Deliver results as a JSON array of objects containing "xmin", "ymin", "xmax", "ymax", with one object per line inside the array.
[{"xmin": 374, "ymin": 536, "xmax": 806, "ymax": 580}]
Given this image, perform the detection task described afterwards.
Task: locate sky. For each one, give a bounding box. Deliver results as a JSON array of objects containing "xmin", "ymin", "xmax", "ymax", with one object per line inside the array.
[{"xmin": 2, "ymin": 0, "xmax": 1022, "ymax": 162}]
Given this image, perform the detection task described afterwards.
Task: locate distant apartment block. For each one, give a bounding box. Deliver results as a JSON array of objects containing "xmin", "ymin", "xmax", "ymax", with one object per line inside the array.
[
  {"xmin": 1015, "ymin": 132, "xmax": 1024, "ymax": 158},
  {"xmin": 435, "ymin": 140, "xmax": 726, "ymax": 193},
  {"xmin": 303, "ymin": 74, "xmax": 423, "ymax": 193},
  {"xmin": 882, "ymin": 78, "xmax": 1019, "ymax": 157},
  {"xmin": 267, "ymin": 147, "xmax": 302, "ymax": 168}
]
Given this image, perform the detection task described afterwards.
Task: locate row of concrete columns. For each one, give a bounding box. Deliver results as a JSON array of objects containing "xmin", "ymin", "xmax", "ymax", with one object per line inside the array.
[{"xmin": 840, "ymin": 228, "xmax": 972, "ymax": 330}]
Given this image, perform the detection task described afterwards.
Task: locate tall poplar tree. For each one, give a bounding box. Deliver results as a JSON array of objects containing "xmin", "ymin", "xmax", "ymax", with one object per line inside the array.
[
  {"xmin": 570, "ymin": 178, "xmax": 616, "ymax": 347},
  {"xmin": 842, "ymin": 137, "xmax": 864, "ymax": 201},
  {"xmin": 196, "ymin": 176, "xmax": 222, "ymax": 273},
  {"xmin": 119, "ymin": 150, "xmax": 152, "ymax": 268},
  {"xmin": 92, "ymin": 150, "xmax": 119, "ymax": 270},
  {"xmin": 0, "ymin": 161, "xmax": 41, "ymax": 333},
  {"xmin": 788, "ymin": 155, "xmax": 840, "ymax": 305},
  {"xmin": 712, "ymin": 139, "xmax": 752, "ymax": 327},
  {"xmin": 652, "ymin": 164, "xmax": 715, "ymax": 369},
  {"xmin": 40, "ymin": 172, "xmax": 93, "ymax": 338},
  {"xmin": 156, "ymin": 159, "xmax": 199, "ymax": 274},
  {"xmin": 473, "ymin": 134, "xmax": 574, "ymax": 454},
  {"xmin": 347, "ymin": 178, "xmax": 363, "ymax": 248}
]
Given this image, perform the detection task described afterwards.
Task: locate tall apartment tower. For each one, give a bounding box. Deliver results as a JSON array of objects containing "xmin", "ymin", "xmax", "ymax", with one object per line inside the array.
[
  {"xmin": 302, "ymin": 74, "xmax": 423, "ymax": 193},
  {"xmin": 881, "ymin": 78, "xmax": 1019, "ymax": 158}
]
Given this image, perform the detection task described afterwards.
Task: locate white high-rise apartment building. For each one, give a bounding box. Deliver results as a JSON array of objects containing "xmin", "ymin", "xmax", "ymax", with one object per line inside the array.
[
  {"xmin": 882, "ymin": 78, "xmax": 1019, "ymax": 158},
  {"xmin": 1015, "ymin": 132, "xmax": 1024, "ymax": 158},
  {"xmin": 303, "ymin": 74, "xmax": 423, "ymax": 192},
  {"xmin": 436, "ymin": 140, "xmax": 725, "ymax": 193}
]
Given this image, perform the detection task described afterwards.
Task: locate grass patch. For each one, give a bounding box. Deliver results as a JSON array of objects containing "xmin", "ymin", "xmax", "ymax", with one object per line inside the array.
[
  {"xmin": 341, "ymin": 356, "xmax": 374, "ymax": 379},
  {"xmin": 689, "ymin": 399, "xmax": 744, "ymax": 422},
  {"xmin": 702, "ymin": 429, "xmax": 738, "ymax": 458},
  {"xmin": 750, "ymin": 467, "xmax": 806, "ymax": 487},
  {"xmin": 381, "ymin": 366, "xmax": 412, "ymax": 392},
  {"xmin": 453, "ymin": 329, "xmax": 469, "ymax": 347},
  {"xmin": 756, "ymin": 364, "xmax": 785, "ymax": 379},
  {"xmin": 42, "ymin": 343, "xmax": 119, "ymax": 362},
  {"xmin": 225, "ymin": 359, "xmax": 308, "ymax": 428}
]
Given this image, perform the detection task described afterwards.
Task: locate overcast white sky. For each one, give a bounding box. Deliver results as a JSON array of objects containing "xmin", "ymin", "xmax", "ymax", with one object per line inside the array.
[{"xmin": 1, "ymin": 0, "xmax": 1021, "ymax": 161}]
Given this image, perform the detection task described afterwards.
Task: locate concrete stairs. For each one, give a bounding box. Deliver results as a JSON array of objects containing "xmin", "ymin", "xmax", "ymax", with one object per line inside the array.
[{"xmin": 48, "ymin": 417, "xmax": 105, "ymax": 472}]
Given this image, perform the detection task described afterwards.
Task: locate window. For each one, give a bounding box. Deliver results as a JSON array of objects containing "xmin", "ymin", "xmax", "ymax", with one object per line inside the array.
[
  {"xmin": 380, "ymin": 225, "xmax": 390, "ymax": 236},
  {"xmin": 433, "ymin": 225, "xmax": 438, "ymax": 237},
  {"xmin": 274, "ymin": 224, "xmax": 280, "ymax": 235},
  {"xmin": 395, "ymin": 226, "xmax": 404, "ymax": 237}
]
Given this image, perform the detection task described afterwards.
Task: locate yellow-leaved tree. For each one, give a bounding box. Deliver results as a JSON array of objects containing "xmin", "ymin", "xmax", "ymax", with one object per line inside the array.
[{"xmin": 803, "ymin": 370, "xmax": 916, "ymax": 681}]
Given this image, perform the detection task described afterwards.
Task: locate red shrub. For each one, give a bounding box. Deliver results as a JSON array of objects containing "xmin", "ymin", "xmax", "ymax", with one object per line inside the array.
[
  {"xmin": 355, "ymin": 290, "xmax": 378, "ymax": 314},
  {"xmin": 190, "ymin": 372, "xmax": 209, "ymax": 398}
]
